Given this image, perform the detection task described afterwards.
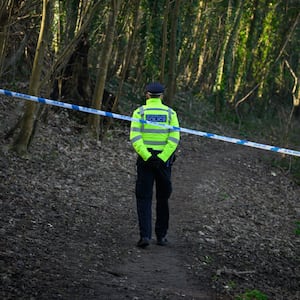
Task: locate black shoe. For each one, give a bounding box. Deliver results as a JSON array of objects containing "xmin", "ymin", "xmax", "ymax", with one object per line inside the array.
[
  {"xmin": 157, "ymin": 237, "xmax": 168, "ymax": 246},
  {"xmin": 137, "ymin": 237, "xmax": 150, "ymax": 248}
]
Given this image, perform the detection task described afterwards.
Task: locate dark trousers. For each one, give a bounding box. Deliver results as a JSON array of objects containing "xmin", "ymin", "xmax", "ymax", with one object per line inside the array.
[{"xmin": 135, "ymin": 157, "xmax": 172, "ymax": 239}]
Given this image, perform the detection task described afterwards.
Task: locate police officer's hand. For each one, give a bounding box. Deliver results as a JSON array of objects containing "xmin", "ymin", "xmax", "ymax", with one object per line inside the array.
[{"xmin": 147, "ymin": 155, "xmax": 163, "ymax": 169}]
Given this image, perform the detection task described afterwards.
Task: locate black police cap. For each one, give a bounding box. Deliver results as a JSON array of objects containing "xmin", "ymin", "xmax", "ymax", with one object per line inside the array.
[{"xmin": 145, "ymin": 82, "xmax": 164, "ymax": 94}]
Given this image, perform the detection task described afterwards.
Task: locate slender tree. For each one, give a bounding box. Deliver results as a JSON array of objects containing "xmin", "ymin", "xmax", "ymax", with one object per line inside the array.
[
  {"xmin": 160, "ymin": 0, "xmax": 170, "ymax": 83},
  {"xmin": 113, "ymin": 0, "xmax": 140, "ymax": 111},
  {"xmin": 88, "ymin": 0, "xmax": 122, "ymax": 139},
  {"xmin": 100, "ymin": 0, "xmax": 141, "ymax": 137},
  {"xmin": 165, "ymin": 0, "xmax": 181, "ymax": 106},
  {"xmin": 0, "ymin": 1, "xmax": 14, "ymax": 78},
  {"xmin": 212, "ymin": 0, "xmax": 234, "ymax": 113},
  {"xmin": 12, "ymin": 0, "xmax": 50, "ymax": 155}
]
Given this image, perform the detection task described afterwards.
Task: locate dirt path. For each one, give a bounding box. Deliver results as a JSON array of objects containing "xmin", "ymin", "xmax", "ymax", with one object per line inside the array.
[
  {"xmin": 83, "ymin": 136, "xmax": 217, "ymax": 299},
  {"xmin": 104, "ymin": 232, "xmax": 212, "ymax": 299},
  {"xmin": 101, "ymin": 134, "xmax": 300, "ymax": 300},
  {"xmin": 1, "ymin": 102, "xmax": 300, "ymax": 299},
  {"xmin": 70, "ymin": 134, "xmax": 299, "ymax": 300}
]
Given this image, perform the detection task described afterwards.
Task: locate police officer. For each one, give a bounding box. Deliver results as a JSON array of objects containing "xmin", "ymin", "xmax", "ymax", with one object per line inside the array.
[{"xmin": 130, "ymin": 82, "xmax": 180, "ymax": 248}]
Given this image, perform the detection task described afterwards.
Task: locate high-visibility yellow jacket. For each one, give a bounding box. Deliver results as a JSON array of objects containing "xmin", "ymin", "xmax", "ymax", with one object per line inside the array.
[{"xmin": 130, "ymin": 97, "xmax": 180, "ymax": 162}]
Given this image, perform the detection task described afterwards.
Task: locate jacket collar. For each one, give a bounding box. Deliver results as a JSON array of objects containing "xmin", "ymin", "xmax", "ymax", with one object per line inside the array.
[{"xmin": 146, "ymin": 98, "xmax": 162, "ymax": 105}]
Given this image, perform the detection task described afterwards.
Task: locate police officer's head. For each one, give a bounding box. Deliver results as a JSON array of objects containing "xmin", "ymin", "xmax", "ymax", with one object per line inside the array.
[{"xmin": 145, "ymin": 82, "xmax": 164, "ymax": 98}]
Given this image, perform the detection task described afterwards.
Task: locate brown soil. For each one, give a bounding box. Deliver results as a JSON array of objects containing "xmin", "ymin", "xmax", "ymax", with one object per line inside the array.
[{"xmin": 1, "ymin": 97, "xmax": 300, "ymax": 299}]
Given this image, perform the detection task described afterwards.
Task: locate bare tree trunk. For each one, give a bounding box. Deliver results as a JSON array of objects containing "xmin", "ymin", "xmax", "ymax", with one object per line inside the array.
[
  {"xmin": 165, "ymin": 0, "xmax": 180, "ymax": 106},
  {"xmin": 284, "ymin": 59, "xmax": 299, "ymax": 141},
  {"xmin": 225, "ymin": 0, "xmax": 243, "ymax": 102},
  {"xmin": 160, "ymin": 0, "xmax": 170, "ymax": 84},
  {"xmin": 183, "ymin": 1, "xmax": 204, "ymax": 85},
  {"xmin": 194, "ymin": 25, "xmax": 208, "ymax": 87},
  {"xmin": 75, "ymin": 0, "xmax": 91, "ymax": 35},
  {"xmin": 88, "ymin": 0, "xmax": 122, "ymax": 139},
  {"xmin": 213, "ymin": 0, "xmax": 233, "ymax": 113},
  {"xmin": 295, "ymin": 56, "xmax": 300, "ymax": 115},
  {"xmin": 102, "ymin": 0, "xmax": 140, "ymax": 136},
  {"xmin": 41, "ymin": 2, "xmax": 102, "ymax": 91},
  {"xmin": 12, "ymin": 0, "xmax": 50, "ymax": 155},
  {"xmin": 0, "ymin": 0, "xmax": 14, "ymax": 78},
  {"xmin": 113, "ymin": 0, "xmax": 140, "ymax": 112}
]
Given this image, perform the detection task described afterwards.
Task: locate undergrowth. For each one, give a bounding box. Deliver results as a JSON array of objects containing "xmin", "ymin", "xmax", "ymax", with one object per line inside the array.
[
  {"xmin": 235, "ymin": 289, "xmax": 268, "ymax": 300},
  {"xmin": 174, "ymin": 93, "xmax": 300, "ymax": 184},
  {"xmin": 295, "ymin": 221, "xmax": 300, "ymax": 236}
]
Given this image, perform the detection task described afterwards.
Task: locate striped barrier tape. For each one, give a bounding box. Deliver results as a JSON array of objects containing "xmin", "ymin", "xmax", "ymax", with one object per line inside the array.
[{"xmin": 1, "ymin": 88, "xmax": 300, "ymax": 157}]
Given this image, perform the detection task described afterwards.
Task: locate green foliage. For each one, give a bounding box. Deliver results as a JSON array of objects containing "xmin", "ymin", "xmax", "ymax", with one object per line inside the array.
[
  {"xmin": 203, "ymin": 255, "xmax": 212, "ymax": 264},
  {"xmin": 2, "ymin": 0, "xmax": 299, "ymax": 141},
  {"xmin": 295, "ymin": 221, "xmax": 300, "ymax": 236},
  {"xmin": 227, "ymin": 280, "xmax": 236, "ymax": 290},
  {"xmin": 140, "ymin": 0, "xmax": 165, "ymax": 81},
  {"xmin": 236, "ymin": 289, "xmax": 268, "ymax": 300},
  {"xmin": 178, "ymin": 89, "xmax": 300, "ymax": 185}
]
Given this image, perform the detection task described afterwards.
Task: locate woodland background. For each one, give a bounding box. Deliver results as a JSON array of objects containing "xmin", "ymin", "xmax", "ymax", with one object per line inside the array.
[
  {"xmin": 0, "ymin": 0, "xmax": 299, "ymax": 172},
  {"xmin": 1, "ymin": 2, "xmax": 300, "ymax": 299}
]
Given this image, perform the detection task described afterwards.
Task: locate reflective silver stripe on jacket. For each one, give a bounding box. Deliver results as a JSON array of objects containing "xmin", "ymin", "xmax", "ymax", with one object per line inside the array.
[
  {"xmin": 144, "ymin": 140, "xmax": 167, "ymax": 146},
  {"xmin": 131, "ymin": 133, "xmax": 179, "ymax": 145},
  {"xmin": 131, "ymin": 127, "xmax": 169, "ymax": 134},
  {"xmin": 131, "ymin": 135, "xmax": 142, "ymax": 143},
  {"xmin": 168, "ymin": 136, "xmax": 180, "ymax": 144}
]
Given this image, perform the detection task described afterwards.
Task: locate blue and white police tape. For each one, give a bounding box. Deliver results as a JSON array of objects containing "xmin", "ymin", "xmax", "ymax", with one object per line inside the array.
[{"xmin": 1, "ymin": 88, "xmax": 300, "ymax": 158}]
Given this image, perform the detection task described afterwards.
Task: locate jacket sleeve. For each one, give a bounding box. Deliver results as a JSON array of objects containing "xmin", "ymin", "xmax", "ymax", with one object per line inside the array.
[
  {"xmin": 130, "ymin": 108, "xmax": 152, "ymax": 161},
  {"xmin": 157, "ymin": 109, "xmax": 180, "ymax": 162}
]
